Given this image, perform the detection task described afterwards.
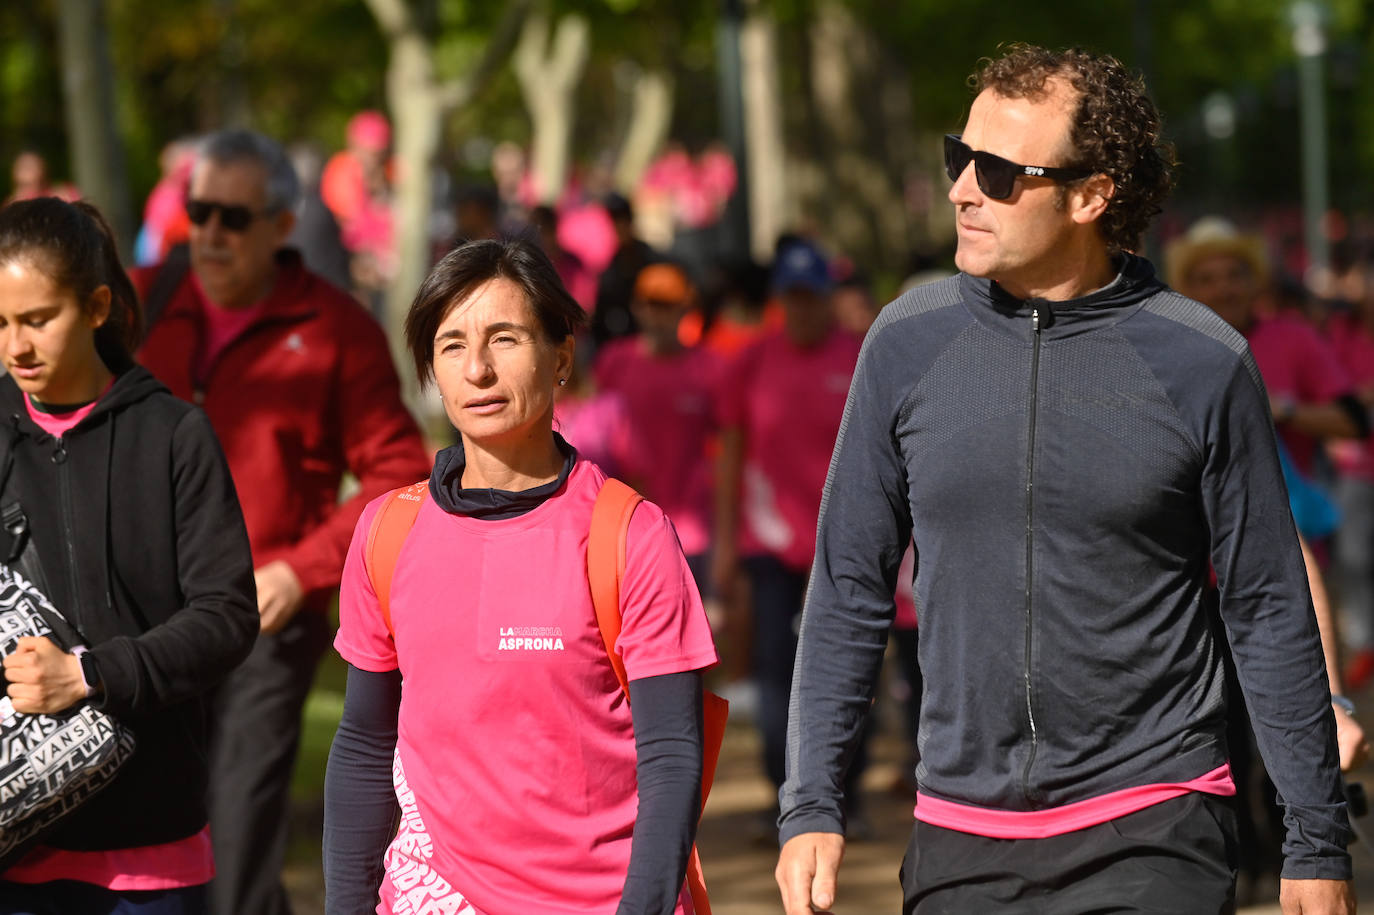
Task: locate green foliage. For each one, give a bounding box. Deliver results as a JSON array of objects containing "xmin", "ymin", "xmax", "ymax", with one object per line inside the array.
[
  {"xmin": 0, "ymin": 2, "xmax": 69, "ymax": 189},
  {"xmin": 9, "ymin": 0, "xmax": 1374, "ymax": 242}
]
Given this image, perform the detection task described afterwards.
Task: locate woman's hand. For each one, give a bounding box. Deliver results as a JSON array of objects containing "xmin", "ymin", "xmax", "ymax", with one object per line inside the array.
[{"xmin": 4, "ymin": 636, "xmax": 86, "ymax": 714}]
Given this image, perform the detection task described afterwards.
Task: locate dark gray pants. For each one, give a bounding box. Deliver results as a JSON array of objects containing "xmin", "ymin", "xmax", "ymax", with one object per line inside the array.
[
  {"xmin": 206, "ymin": 610, "xmax": 331, "ymax": 915},
  {"xmin": 900, "ymin": 793, "xmax": 1239, "ymax": 914}
]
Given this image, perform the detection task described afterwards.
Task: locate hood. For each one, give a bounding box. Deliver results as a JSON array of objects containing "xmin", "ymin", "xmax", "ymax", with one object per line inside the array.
[
  {"xmin": 429, "ymin": 433, "xmax": 578, "ymax": 520},
  {"xmin": 958, "ymin": 253, "xmax": 1167, "ymax": 343},
  {"xmin": 0, "ymin": 365, "xmax": 172, "ymax": 441}
]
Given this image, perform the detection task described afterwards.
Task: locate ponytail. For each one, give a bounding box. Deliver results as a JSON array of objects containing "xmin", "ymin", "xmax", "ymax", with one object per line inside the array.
[{"xmin": 0, "ymin": 197, "xmax": 144, "ymax": 368}]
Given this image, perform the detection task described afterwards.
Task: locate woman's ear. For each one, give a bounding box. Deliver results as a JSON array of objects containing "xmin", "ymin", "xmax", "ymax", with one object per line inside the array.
[
  {"xmin": 556, "ymin": 334, "xmax": 576, "ymax": 384},
  {"xmin": 86, "ymin": 284, "xmax": 112, "ymax": 329}
]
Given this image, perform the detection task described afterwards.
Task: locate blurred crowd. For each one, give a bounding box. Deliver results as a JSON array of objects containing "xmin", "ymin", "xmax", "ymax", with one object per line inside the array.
[{"xmin": 12, "ymin": 103, "xmax": 1374, "ymax": 907}]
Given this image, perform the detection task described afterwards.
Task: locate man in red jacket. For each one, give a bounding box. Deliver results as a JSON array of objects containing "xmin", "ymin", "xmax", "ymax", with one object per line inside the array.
[{"xmin": 135, "ymin": 129, "xmax": 431, "ymax": 915}]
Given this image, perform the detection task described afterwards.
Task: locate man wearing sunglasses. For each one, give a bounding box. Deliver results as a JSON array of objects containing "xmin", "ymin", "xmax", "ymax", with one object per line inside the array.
[
  {"xmin": 777, "ymin": 45, "xmax": 1352, "ymax": 915},
  {"xmin": 133, "ymin": 129, "xmax": 430, "ymax": 915}
]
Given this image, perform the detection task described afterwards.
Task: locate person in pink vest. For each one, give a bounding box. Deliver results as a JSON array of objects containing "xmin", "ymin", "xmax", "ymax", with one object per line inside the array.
[{"xmin": 324, "ymin": 237, "xmax": 718, "ymax": 914}]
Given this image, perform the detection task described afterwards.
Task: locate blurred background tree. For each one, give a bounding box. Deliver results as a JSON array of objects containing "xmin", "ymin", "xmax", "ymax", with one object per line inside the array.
[{"xmin": 3, "ymin": 0, "xmax": 1374, "ymax": 299}]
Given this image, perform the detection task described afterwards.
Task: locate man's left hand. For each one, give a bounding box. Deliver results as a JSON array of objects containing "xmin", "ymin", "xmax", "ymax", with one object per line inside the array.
[
  {"xmin": 255, "ymin": 560, "xmax": 304, "ymax": 635},
  {"xmin": 1280, "ymin": 878, "xmax": 1356, "ymax": 914},
  {"xmin": 1334, "ymin": 703, "xmax": 1370, "ymax": 772}
]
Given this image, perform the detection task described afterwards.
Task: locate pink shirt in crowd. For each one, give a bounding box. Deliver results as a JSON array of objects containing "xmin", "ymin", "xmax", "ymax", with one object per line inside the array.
[
  {"xmin": 1245, "ymin": 314, "xmax": 1353, "ymax": 475},
  {"xmin": 1326, "ymin": 313, "xmax": 1374, "ymax": 481},
  {"xmin": 554, "ymin": 389, "xmax": 634, "ymax": 481},
  {"xmin": 6, "ymin": 388, "xmax": 215, "ymax": 891},
  {"xmin": 594, "ymin": 339, "xmax": 723, "ymax": 557},
  {"xmin": 335, "ymin": 459, "xmax": 718, "ymax": 915},
  {"xmin": 720, "ymin": 328, "xmax": 861, "ymax": 572}
]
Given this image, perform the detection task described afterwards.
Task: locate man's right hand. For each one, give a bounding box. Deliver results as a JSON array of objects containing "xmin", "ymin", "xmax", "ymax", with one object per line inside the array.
[{"xmin": 776, "ymin": 832, "xmax": 845, "ymax": 914}]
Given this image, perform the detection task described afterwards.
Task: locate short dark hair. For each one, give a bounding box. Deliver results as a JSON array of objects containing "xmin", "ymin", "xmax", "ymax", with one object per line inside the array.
[
  {"xmin": 196, "ymin": 129, "xmax": 300, "ymax": 213},
  {"xmin": 0, "ymin": 197, "xmax": 143, "ymax": 367},
  {"xmin": 974, "ymin": 44, "xmax": 1175, "ymax": 254},
  {"xmin": 405, "ymin": 237, "xmax": 586, "ymax": 383}
]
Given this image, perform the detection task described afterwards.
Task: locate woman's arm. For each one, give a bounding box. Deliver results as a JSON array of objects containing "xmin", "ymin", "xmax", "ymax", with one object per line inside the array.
[
  {"xmin": 324, "ymin": 663, "xmax": 402, "ymax": 915},
  {"xmin": 617, "ymin": 670, "xmax": 704, "ymax": 915},
  {"xmin": 88, "ymin": 408, "xmax": 258, "ymax": 717}
]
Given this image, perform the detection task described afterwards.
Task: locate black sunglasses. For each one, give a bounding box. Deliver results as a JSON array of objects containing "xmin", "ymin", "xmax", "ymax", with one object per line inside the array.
[
  {"xmin": 943, "ymin": 134, "xmax": 1095, "ymax": 200},
  {"xmin": 185, "ymin": 199, "xmax": 274, "ymax": 232}
]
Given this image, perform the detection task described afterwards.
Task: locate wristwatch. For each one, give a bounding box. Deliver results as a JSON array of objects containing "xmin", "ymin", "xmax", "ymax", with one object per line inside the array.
[
  {"xmin": 1332, "ymin": 694, "xmax": 1357, "ymax": 717},
  {"xmin": 77, "ymin": 649, "xmax": 103, "ymax": 699}
]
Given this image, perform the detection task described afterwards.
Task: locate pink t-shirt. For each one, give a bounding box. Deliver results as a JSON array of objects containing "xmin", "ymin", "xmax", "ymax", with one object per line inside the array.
[
  {"xmin": 191, "ymin": 275, "xmax": 266, "ymax": 384},
  {"xmin": 1246, "ymin": 315, "xmax": 1353, "ymax": 475},
  {"xmin": 23, "ymin": 383, "xmax": 110, "ymax": 438},
  {"xmin": 720, "ymin": 328, "xmax": 861, "ymax": 571},
  {"xmin": 594, "ymin": 340, "xmax": 723, "ymax": 557},
  {"xmin": 914, "ymin": 763, "xmax": 1235, "ymax": 839},
  {"xmin": 3, "ymin": 827, "xmax": 213, "ymax": 890},
  {"xmin": 893, "ymin": 544, "xmax": 917, "ymax": 630},
  {"xmin": 1326, "ymin": 313, "xmax": 1374, "ymax": 480},
  {"xmin": 334, "ymin": 459, "xmax": 718, "ymax": 915}
]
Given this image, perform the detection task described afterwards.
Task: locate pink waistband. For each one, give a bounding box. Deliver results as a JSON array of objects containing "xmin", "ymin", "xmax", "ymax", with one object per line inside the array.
[
  {"xmin": 2, "ymin": 826, "xmax": 213, "ymax": 890},
  {"xmin": 914, "ymin": 763, "xmax": 1235, "ymax": 840}
]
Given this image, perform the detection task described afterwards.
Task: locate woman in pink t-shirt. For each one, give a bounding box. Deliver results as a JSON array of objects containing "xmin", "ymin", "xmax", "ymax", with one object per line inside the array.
[
  {"xmin": 0, "ymin": 198, "xmax": 257, "ymax": 913},
  {"xmin": 324, "ymin": 238, "xmax": 717, "ymax": 914}
]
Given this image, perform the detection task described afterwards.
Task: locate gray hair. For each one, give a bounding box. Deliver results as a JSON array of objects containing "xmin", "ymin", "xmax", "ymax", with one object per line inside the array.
[{"xmin": 194, "ymin": 129, "xmax": 301, "ymax": 213}]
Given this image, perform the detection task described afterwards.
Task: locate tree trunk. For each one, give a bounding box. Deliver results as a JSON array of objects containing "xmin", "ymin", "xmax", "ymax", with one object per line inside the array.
[
  {"xmin": 614, "ymin": 68, "xmax": 674, "ymax": 194},
  {"xmin": 363, "ymin": 0, "xmax": 531, "ymax": 409},
  {"xmin": 740, "ymin": 7, "xmax": 787, "ymax": 261},
  {"xmin": 385, "ymin": 31, "xmax": 443, "ymax": 393},
  {"xmin": 515, "ymin": 11, "xmax": 590, "ymax": 204},
  {"xmin": 55, "ymin": 0, "xmax": 135, "ymax": 259},
  {"xmin": 808, "ymin": 1, "xmax": 915, "ymax": 272}
]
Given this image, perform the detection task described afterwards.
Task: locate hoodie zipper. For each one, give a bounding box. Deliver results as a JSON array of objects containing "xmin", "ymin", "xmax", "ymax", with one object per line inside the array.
[
  {"xmin": 51, "ymin": 435, "xmax": 80, "ymax": 627},
  {"xmin": 1021, "ymin": 308, "xmax": 1042, "ymax": 806}
]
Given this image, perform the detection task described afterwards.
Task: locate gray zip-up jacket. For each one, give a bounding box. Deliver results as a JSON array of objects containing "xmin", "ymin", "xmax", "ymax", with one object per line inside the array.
[{"xmin": 779, "ymin": 256, "xmax": 1350, "ymax": 878}]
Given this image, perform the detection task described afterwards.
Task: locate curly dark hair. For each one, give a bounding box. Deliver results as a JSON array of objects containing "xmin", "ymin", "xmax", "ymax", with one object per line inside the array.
[{"xmin": 974, "ymin": 44, "xmax": 1175, "ymax": 254}]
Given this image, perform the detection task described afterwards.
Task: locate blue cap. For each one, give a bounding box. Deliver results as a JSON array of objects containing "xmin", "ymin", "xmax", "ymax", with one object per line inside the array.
[{"xmin": 772, "ymin": 241, "xmax": 831, "ymax": 294}]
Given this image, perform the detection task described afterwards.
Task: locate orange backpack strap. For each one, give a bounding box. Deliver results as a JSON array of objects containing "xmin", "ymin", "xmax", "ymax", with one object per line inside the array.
[
  {"xmin": 588, "ymin": 478, "xmax": 641, "ymax": 695},
  {"xmin": 587, "ymin": 477, "xmax": 727, "ymax": 915},
  {"xmin": 363, "ymin": 481, "xmax": 429, "ymax": 638}
]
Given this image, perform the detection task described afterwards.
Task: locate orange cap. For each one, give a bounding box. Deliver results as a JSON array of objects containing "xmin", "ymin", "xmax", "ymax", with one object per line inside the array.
[{"xmin": 634, "ymin": 263, "xmax": 692, "ymax": 304}]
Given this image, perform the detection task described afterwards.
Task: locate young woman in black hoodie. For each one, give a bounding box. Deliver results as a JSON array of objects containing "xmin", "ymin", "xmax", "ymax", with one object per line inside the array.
[{"xmin": 0, "ymin": 197, "xmax": 257, "ymax": 914}]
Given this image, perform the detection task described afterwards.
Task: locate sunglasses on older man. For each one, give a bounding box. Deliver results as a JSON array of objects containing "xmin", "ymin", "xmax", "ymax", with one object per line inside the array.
[
  {"xmin": 943, "ymin": 134, "xmax": 1095, "ymax": 200},
  {"xmin": 185, "ymin": 199, "xmax": 274, "ymax": 232}
]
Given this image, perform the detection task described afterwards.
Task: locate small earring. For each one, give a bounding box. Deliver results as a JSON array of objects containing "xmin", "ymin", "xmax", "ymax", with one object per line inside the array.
[{"xmin": 558, "ymin": 378, "xmax": 567, "ymax": 387}]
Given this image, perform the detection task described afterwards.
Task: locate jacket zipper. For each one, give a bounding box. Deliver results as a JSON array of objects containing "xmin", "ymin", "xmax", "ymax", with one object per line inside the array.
[
  {"xmin": 52, "ymin": 436, "xmax": 80, "ymax": 631},
  {"xmin": 191, "ymin": 313, "xmax": 308, "ymax": 406},
  {"xmin": 1021, "ymin": 308, "xmax": 1042, "ymax": 806}
]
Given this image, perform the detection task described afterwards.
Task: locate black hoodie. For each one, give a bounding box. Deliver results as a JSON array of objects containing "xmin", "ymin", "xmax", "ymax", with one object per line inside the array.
[{"xmin": 0, "ymin": 365, "xmax": 257, "ymax": 850}]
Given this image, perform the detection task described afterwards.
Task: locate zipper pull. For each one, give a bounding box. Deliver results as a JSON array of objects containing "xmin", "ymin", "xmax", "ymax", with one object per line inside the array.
[
  {"xmin": 1032, "ymin": 308, "xmax": 1041, "ymax": 334},
  {"xmin": 51, "ymin": 438, "xmax": 67, "ymax": 464}
]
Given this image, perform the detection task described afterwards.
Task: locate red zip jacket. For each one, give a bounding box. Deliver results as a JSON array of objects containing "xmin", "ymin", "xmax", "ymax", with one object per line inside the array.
[{"xmin": 134, "ymin": 249, "xmax": 431, "ymax": 606}]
